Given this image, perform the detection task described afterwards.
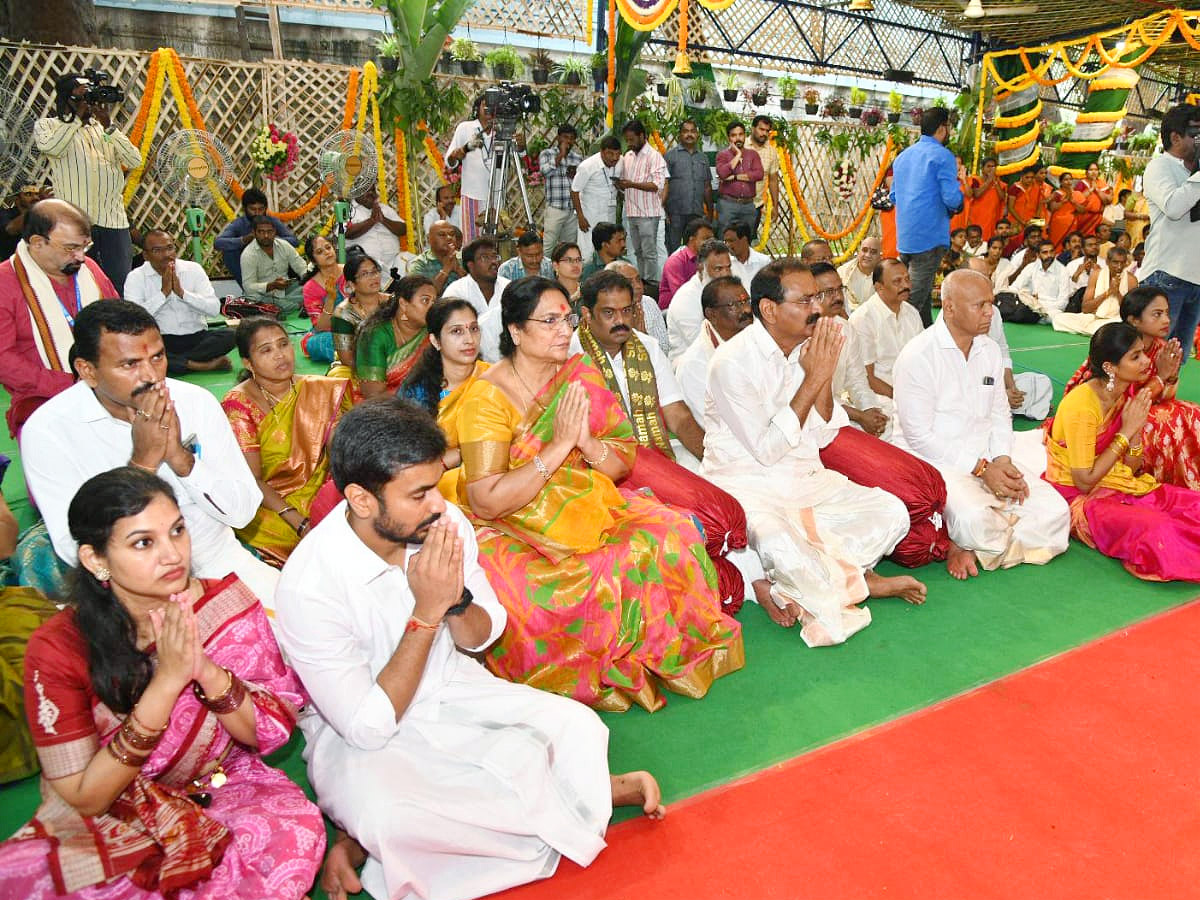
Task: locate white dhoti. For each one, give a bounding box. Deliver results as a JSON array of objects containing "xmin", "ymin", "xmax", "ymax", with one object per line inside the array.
[
  {"xmin": 1011, "ymin": 372, "xmax": 1053, "ymax": 420},
  {"xmin": 1049, "ymin": 311, "xmax": 1120, "ymax": 336},
  {"xmin": 306, "ymin": 660, "xmax": 612, "ymax": 900},
  {"xmin": 940, "ymin": 462, "xmax": 1070, "ymax": 570},
  {"xmin": 734, "ymin": 472, "xmax": 908, "ymax": 648}
]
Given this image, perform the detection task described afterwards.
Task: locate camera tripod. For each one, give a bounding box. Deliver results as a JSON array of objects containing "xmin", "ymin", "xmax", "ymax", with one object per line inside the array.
[{"xmin": 481, "ymin": 118, "xmax": 534, "ymax": 239}]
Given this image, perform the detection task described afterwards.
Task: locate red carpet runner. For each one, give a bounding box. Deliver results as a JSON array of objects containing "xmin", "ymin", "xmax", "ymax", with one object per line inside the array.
[{"xmin": 493, "ymin": 600, "xmax": 1200, "ymax": 900}]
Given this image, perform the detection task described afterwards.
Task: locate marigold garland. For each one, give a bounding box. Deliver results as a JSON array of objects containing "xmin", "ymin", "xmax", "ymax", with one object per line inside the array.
[
  {"xmin": 755, "ymin": 183, "xmax": 772, "ymax": 252},
  {"xmin": 606, "ymin": 0, "xmax": 616, "ymax": 129},
  {"xmin": 787, "ymin": 138, "xmax": 893, "ymax": 242},
  {"xmin": 424, "ymin": 131, "xmax": 447, "ymax": 181},
  {"xmin": 122, "ymin": 50, "xmax": 166, "ymax": 205},
  {"xmin": 395, "ymin": 128, "xmax": 413, "ymax": 253},
  {"xmin": 649, "ymin": 131, "xmax": 666, "ymax": 154}
]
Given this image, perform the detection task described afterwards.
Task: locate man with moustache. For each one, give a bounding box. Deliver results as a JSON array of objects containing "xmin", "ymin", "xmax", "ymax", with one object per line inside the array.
[
  {"xmin": 441, "ymin": 237, "xmax": 510, "ymax": 317},
  {"xmin": 666, "ymin": 238, "xmax": 734, "ymax": 360},
  {"xmin": 674, "ymin": 275, "xmax": 753, "ymax": 422},
  {"xmin": 20, "ymin": 300, "xmax": 279, "ymax": 604},
  {"xmin": 892, "ymin": 270, "xmax": 1069, "ymax": 572},
  {"xmin": 747, "ymin": 115, "xmax": 780, "ymax": 239},
  {"xmin": 0, "ymin": 199, "xmax": 114, "ymax": 436},
  {"xmin": 1058, "ymin": 232, "xmax": 1102, "ymax": 311},
  {"xmin": 276, "ymin": 398, "xmax": 665, "ymax": 900},
  {"xmin": 715, "ymin": 121, "xmax": 763, "ymax": 235},
  {"xmin": 662, "ymin": 119, "xmax": 711, "ymax": 252},
  {"xmin": 409, "ymin": 219, "xmax": 466, "ymax": 295},
  {"xmin": 809, "ymin": 262, "xmax": 962, "ymax": 573},
  {"xmin": 722, "ymin": 221, "xmax": 770, "ymax": 291},
  {"xmin": 240, "ymin": 216, "xmax": 307, "ymax": 313},
  {"xmin": 658, "ymin": 217, "xmax": 713, "ymax": 310},
  {"xmin": 701, "ymin": 259, "xmax": 924, "ymax": 648},
  {"xmin": 848, "ymin": 258, "xmax": 923, "ymax": 405},
  {"xmin": 1009, "ymin": 238, "xmax": 1067, "ymax": 316},
  {"xmin": 573, "ymin": 270, "xmax": 754, "ymax": 612}
]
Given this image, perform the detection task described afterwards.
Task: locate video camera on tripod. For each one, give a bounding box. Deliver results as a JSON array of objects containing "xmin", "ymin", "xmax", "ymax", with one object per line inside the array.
[
  {"xmin": 482, "ymin": 83, "xmax": 541, "ymax": 138},
  {"xmin": 479, "ymin": 83, "xmax": 540, "ymax": 238}
]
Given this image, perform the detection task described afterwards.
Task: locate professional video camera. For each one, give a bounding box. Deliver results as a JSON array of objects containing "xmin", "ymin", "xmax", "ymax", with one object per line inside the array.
[
  {"xmin": 482, "ymin": 82, "xmax": 540, "ymax": 139},
  {"xmin": 80, "ymin": 68, "xmax": 125, "ymax": 106}
]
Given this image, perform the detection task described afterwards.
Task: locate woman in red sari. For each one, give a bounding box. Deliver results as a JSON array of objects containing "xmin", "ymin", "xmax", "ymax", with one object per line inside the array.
[
  {"xmin": 1045, "ymin": 323, "xmax": 1200, "ymax": 582},
  {"xmin": 1070, "ymin": 162, "xmax": 1112, "ymax": 236},
  {"xmin": 456, "ymin": 277, "xmax": 743, "ymax": 712},
  {"xmin": 1060, "ymin": 286, "xmax": 1196, "ymax": 489},
  {"xmin": 0, "ymin": 467, "xmax": 324, "ymax": 898}
]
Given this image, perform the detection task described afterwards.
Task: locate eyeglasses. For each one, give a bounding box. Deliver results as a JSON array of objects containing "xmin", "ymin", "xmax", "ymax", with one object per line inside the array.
[
  {"xmin": 776, "ymin": 294, "xmax": 822, "ymax": 309},
  {"xmin": 48, "ymin": 238, "xmax": 93, "ymax": 255},
  {"xmin": 527, "ymin": 312, "xmax": 579, "ymax": 330},
  {"xmin": 596, "ymin": 304, "xmax": 635, "ymax": 322},
  {"xmin": 356, "ymin": 267, "xmax": 381, "ymax": 277},
  {"xmin": 557, "ymin": 256, "xmax": 584, "ymax": 265},
  {"xmin": 815, "ymin": 287, "xmax": 844, "ymax": 302},
  {"xmin": 145, "ymin": 243, "xmax": 177, "ymax": 254},
  {"xmin": 713, "ymin": 298, "xmax": 752, "ymax": 311},
  {"xmin": 859, "ymin": 248, "xmax": 881, "ymax": 257}
]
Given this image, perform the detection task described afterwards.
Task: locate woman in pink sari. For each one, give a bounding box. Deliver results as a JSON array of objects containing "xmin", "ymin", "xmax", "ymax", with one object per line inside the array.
[
  {"xmin": 1045, "ymin": 323, "xmax": 1200, "ymax": 582},
  {"xmin": 1060, "ymin": 287, "xmax": 1197, "ymax": 490},
  {"xmin": 0, "ymin": 467, "xmax": 324, "ymax": 898}
]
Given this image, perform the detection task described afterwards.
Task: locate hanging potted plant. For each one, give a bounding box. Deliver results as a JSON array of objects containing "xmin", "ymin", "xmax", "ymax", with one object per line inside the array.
[
  {"xmin": 721, "ymin": 70, "xmax": 740, "ymax": 103},
  {"xmin": 804, "ymin": 87, "xmax": 820, "ymax": 116},
  {"xmin": 590, "ymin": 52, "xmax": 609, "ymax": 89},
  {"xmin": 823, "ymin": 94, "xmax": 847, "ymax": 118},
  {"xmin": 749, "ymin": 82, "xmax": 770, "ymax": 106},
  {"xmin": 887, "ymin": 90, "xmax": 903, "ymax": 123},
  {"xmin": 688, "ymin": 79, "xmax": 709, "ymax": 103},
  {"xmin": 848, "ymin": 86, "xmax": 867, "ymax": 119},
  {"xmin": 861, "ymin": 106, "xmax": 884, "ymax": 127},
  {"xmin": 376, "ymin": 34, "xmax": 401, "ymax": 73},
  {"xmin": 486, "ymin": 46, "xmax": 525, "ymax": 80},
  {"xmin": 451, "ymin": 37, "xmax": 482, "ymax": 77},
  {"xmin": 909, "ymin": 106, "xmax": 924, "ymax": 126},
  {"xmin": 528, "ymin": 48, "xmax": 552, "ymax": 85},
  {"xmin": 778, "ymin": 76, "xmax": 798, "ymax": 111},
  {"xmin": 552, "ymin": 57, "xmax": 589, "ymax": 86}
]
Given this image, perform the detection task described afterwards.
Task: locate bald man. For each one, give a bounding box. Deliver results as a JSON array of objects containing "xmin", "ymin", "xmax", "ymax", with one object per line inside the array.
[
  {"xmin": 836, "ymin": 236, "xmax": 882, "ymax": 312},
  {"xmin": 892, "ymin": 269, "xmax": 1069, "ymax": 571}
]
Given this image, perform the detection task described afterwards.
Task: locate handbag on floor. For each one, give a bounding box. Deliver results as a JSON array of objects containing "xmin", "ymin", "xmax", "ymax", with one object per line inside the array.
[
  {"xmin": 221, "ymin": 296, "xmax": 282, "ymax": 319},
  {"xmin": 995, "ymin": 291, "xmax": 1040, "ymax": 324}
]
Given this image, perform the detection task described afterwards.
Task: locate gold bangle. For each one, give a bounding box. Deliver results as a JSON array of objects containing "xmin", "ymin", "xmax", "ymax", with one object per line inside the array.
[
  {"xmin": 1109, "ymin": 433, "xmax": 1130, "ymax": 457},
  {"xmin": 106, "ymin": 733, "xmax": 150, "ymax": 768},
  {"xmin": 582, "ymin": 441, "xmax": 610, "ymax": 467},
  {"xmin": 129, "ymin": 709, "xmax": 168, "ymax": 735},
  {"xmin": 1128, "ymin": 443, "xmax": 1144, "ymax": 458}
]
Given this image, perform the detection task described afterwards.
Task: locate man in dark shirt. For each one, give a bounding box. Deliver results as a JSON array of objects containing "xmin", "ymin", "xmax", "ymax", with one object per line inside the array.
[
  {"xmin": 662, "ymin": 119, "xmax": 711, "ymax": 253},
  {"xmin": 213, "ymin": 187, "xmax": 298, "ymax": 286},
  {"xmin": 0, "ymin": 183, "xmax": 43, "ymax": 262}
]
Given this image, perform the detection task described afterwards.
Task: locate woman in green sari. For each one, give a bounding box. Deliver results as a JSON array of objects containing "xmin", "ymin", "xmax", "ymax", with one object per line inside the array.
[
  {"xmin": 356, "ymin": 274, "xmax": 437, "ymax": 398},
  {"xmin": 222, "ymin": 317, "xmax": 351, "ymax": 566}
]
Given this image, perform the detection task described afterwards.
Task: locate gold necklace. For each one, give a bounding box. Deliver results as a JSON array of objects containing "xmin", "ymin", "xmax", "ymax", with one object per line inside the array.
[
  {"xmin": 253, "ymin": 376, "xmax": 294, "ymax": 409},
  {"xmin": 511, "ymin": 359, "xmax": 555, "ymax": 412}
]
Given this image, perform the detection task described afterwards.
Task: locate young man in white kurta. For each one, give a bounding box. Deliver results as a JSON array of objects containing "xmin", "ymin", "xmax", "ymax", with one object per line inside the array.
[
  {"xmin": 276, "ymin": 400, "xmax": 623, "ymax": 900},
  {"xmin": 892, "ymin": 269, "xmax": 1069, "ymax": 570},
  {"xmin": 700, "ymin": 260, "xmax": 916, "ymax": 647},
  {"xmin": 673, "ymin": 276, "xmax": 754, "ymax": 422}
]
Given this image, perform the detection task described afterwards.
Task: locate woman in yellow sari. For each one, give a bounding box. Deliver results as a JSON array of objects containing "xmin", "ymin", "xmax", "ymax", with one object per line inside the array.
[
  {"xmin": 221, "ymin": 317, "xmax": 351, "ymax": 566},
  {"xmin": 356, "ymin": 275, "xmax": 438, "ymax": 398},
  {"xmin": 399, "ymin": 297, "xmax": 488, "ymax": 498},
  {"xmin": 456, "ymin": 276, "xmax": 743, "ymax": 713}
]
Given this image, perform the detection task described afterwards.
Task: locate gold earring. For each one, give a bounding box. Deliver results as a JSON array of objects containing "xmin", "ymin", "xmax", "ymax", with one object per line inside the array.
[{"xmin": 94, "ymin": 566, "xmax": 110, "ymax": 584}]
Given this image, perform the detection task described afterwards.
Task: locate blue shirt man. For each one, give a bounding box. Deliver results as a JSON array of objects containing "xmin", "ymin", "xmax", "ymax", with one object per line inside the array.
[
  {"xmin": 213, "ymin": 188, "xmax": 298, "ymax": 286},
  {"xmin": 890, "ymin": 108, "xmax": 962, "ymax": 325}
]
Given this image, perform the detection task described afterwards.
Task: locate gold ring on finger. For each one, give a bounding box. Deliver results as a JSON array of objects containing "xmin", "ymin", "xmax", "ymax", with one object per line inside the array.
[{"xmin": 136, "ymin": 408, "xmax": 152, "ymax": 419}]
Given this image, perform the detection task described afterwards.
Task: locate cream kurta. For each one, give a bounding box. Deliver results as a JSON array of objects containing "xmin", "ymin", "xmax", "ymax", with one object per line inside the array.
[
  {"xmin": 1050, "ymin": 268, "xmax": 1134, "ymax": 336},
  {"xmin": 892, "ymin": 318, "xmax": 1069, "ymax": 569},
  {"xmin": 276, "ymin": 502, "xmax": 613, "ymax": 900},
  {"xmin": 848, "ymin": 293, "xmax": 924, "ymax": 389},
  {"xmin": 701, "ymin": 320, "xmax": 908, "ymax": 647}
]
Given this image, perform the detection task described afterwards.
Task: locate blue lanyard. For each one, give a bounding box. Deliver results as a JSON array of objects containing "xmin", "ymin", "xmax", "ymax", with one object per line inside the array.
[{"xmin": 57, "ymin": 277, "xmax": 81, "ymax": 328}]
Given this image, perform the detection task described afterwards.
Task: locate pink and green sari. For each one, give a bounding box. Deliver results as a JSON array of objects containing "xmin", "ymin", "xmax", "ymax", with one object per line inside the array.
[{"xmin": 457, "ymin": 354, "xmax": 744, "ymax": 712}]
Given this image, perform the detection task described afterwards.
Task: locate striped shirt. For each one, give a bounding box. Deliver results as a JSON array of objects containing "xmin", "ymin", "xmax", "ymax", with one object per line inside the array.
[
  {"xmin": 33, "ymin": 118, "xmax": 141, "ymax": 229},
  {"xmin": 620, "ymin": 144, "xmax": 667, "ymax": 218}
]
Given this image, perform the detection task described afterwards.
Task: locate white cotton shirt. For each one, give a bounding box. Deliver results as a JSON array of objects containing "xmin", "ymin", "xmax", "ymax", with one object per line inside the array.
[
  {"xmin": 446, "ymin": 120, "xmax": 494, "ymax": 201},
  {"xmin": 569, "ymin": 329, "xmax": 682, "ymax": 411},
  {"xmin": 477, "ymin": 303, "xmax": 503, "ymax": 363},
  {"xmin": 666, "ymin": 273, "xmax": 704, "ymax": 361},
  {"xmin": 1140, "ymin": 152, "xmax": 1200, "ymax": 285},
  {"xmin": 1009, "ymin": 259, "xmax": 1066, "ymax": 311},
  {"xmin": 124, "ymin": 259, "xmax": 220, "ymax": 335},
  {"xmin": 892, "ymin": 317, "xmax": 1013, "ymax": 473},
  {"xmin": 700, "ymin": 319, "xmax": 849, "ymax": 504},
  {"xmin": 1059, "ymin": 256, "xmax": 1099, "ymax": 307},
  {"xmin": 731, "ymin": 248, "xmax": 771, "ymax": 294},
  {"xmin": 275, "ymin": 501, "xmax": 506, "ymax": 753},
  {"xmin": 836, "ymin": 259, "xmax": 875, "ymax": 312},
  {"xmin": 20, "ymin": 379, "xmax": 262, "ymax": 569},
  {"xmin": 847, "ymin": 293, "xmax": 924, "ymax": 385},
  {"xmin": 346, "ymin": 200, "xmax": 404, "ymax": 269},
  {"xmin": 571, "ymin": 152, "xmax": 621, "ymax": 223},
  {"xmin": 441, "ymin": 273, "xmax": 511, "ymax": 318},
  {"xmin": 674, "ymin": 320, "xmax": 724, "ymax": 421},
  {"xmin": 423, "ymin": 205, "xmax": 460, "ymax": 238},
  {"xmin": 831, "ymin": 321, "xmax": 877, "ymax": 412}
]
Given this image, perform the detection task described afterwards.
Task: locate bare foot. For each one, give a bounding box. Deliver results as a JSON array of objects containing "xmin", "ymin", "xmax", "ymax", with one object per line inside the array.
[
  {"xmin": 611, "ymin": 770, "xmax": 666, "ymax": 820},
  {"xmin": 945, "ymin": 542, "xmax": 979, "ymax": 581},
  {"xmin": 320, "ymin": 830, "xmax": 366, "ymax": 900},
  {"xmin": 864, "ymin": 570, "xmax": 927, "ymax": 605},
  {"xmin": 186, "ymin": 356, "xmax": 233, "ymax": 372},
  {"xmin": 753, "ymin": 579, "xmax": 802, "ymax": 628}
]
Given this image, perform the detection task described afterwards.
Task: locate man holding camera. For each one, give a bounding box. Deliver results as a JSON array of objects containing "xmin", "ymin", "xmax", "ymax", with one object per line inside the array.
[
  {"xmin": 1139, "ymin": 104, "xmax": 1200, "ymax": 361},
  {"xmin": 34, "ymin": 72, "xmax": 141, "ymax": 295}
]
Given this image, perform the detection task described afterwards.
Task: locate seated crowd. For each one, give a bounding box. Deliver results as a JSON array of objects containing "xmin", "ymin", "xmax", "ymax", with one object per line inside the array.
[{"xmin": 3, "ymin": 102, "xmax": 1200, "ymax": 900}]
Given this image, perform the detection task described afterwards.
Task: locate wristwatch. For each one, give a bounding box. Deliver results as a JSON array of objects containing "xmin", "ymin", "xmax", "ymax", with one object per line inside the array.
[{"xmin": 444, "ymin": 586, "xmax": 474, "ymax": 617}]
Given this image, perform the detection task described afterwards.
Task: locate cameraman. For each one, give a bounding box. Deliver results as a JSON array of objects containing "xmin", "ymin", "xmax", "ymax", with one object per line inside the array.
[
  {"xmin": 1140, "ymin": 103, "xmax": 1200, "ymax": 361},
  {"xmin": 446, "ymin": 93, "xmax": 527, "ymax": 243},
  {"xmin": 34, "ymin": 72, "xmax": 141, "ymax": 294}
]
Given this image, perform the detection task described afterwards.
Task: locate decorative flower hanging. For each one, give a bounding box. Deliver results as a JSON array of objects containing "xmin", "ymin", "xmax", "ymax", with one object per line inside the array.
[
  {"xmin": 250, "ymin": 123, "xmax": 299, "ymax": 182},
  {"xmin": 833, "ymin": 160, "xmax": 856, "ymax": 201}
]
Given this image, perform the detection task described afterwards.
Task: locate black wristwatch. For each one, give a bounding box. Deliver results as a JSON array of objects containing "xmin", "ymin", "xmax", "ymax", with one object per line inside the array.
[{"xmin": 445, "ymin": 586, "xmax": 474, "ymax": 617}]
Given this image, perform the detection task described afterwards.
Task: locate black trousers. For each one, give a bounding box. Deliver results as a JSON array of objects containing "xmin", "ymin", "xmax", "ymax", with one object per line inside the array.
[
  {"xmin": 88, "ymin": 225, "xmax": 132, "ymax": 296},
  {"xmin": 162, "ymin": 329, "xmax": 236, "ymax": 375}
]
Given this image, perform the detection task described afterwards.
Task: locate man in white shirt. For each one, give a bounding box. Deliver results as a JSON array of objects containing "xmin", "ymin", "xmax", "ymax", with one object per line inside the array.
[
  {"xmin": 1058, "ymin": 233, "xmax": 1101, "ymax": 310},
  {"xmin": 124, "ymin": 228, "xmax": 234, "ymax": 375},
  {"xmin": 421, "ymin": 183, "xmax": 459, "ymax": 240},
  {"xmin": 240, "ymin": 217, "xmax": 307, "ymax": 313},
  {"xmin": 572, "ymin": 269, "xmax": 756, "ymax": 610},
  {"xmin": 1139, "ymin": 103, "xmax": 1200, "ymax": 360},
  {"xmin": 666, "ymin": 238, "xmax": 734, "ymax": 360},
  {"xmin": 835, "ymin": 235, "xmax": 882, "ymax": 312},
  {"xmin": 848, "ymin": 258, "xmax": 923, "ymax": 404},
  {"xmin": 1005, "ymin": 224, "xmax": 1045, "ymax": 288},
  {"xmin": 701, "ymin": 258, "xmax": 923, "ymax": 647},
  {"xmin": 276, "ymin": 399, "xmax": 663, "ymax": 900},
  {"xmin": 20, "ymin": 300, "xmax": 279, "ymax": 605},
  {"xmin": 441, "ymin": 237, "xmax": 510, "ymax": 318},
  {"xmin": 445, "ymin": 97, "xmax": 503, "ymax": 243},
  {"xmin": 571, "ymin": 136, "xmax": 623, "ymax": 255},
  {"xmin": 892, "ymin": 270, "xmax": 1069, "ymax": 573},
  {"xmin": 721, "ymin": 220, "xmax": 770, "ymax": 293},
  {"xmin": 963, "ymin": 224, "xmax": 987, "ymax": 258},
  {"xmin": 1008, "ymin": 238, "xmax": 1066, "ymax": 315},
  {"xmin": 674, "ymin": 275, "xmax": 754, "ymax": 422},
  {"xmin": 345, "ymin": 185, "xmax": 406, "ymax": 276}
]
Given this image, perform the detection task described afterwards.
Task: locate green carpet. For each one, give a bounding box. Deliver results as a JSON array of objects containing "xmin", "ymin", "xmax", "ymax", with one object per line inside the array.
[{"xmin": 1, "ymin": 318, "xmax": 1196, "ymax": 900}]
